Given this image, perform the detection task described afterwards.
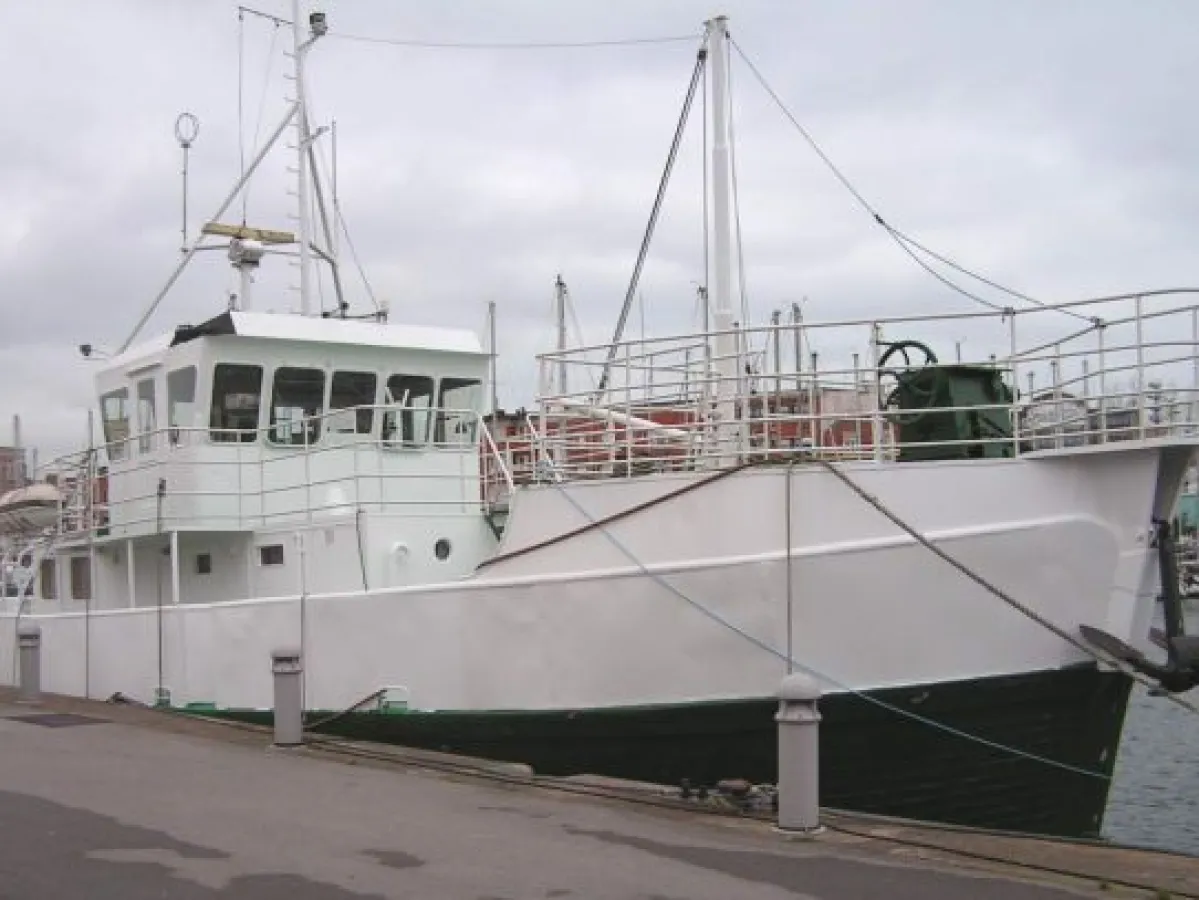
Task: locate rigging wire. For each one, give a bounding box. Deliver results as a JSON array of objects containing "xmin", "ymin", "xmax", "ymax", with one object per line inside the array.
[
  {"xmin": 817, "ymin": 459, "xmax": 1199, "ymax": 719},
  {"xmin": 237, "ymin": 9, "xmax": 245, "ymax": 189},
  {"xmin": 890, "ymin": 225, "xmax": 1102, "ymax": 325},
  {"xmin": 701, "ymin": 40, "xmax": 710, "ymax": 332},
  {"xmin": 594, "ymin": 37, "xmax": 710, "ymax": 398},
  {"xmin": 241, "ymin": 19, "xmax": 283, "ymax": 222},
  {"xmin": 548, "ymin": 476, "xmax": 1116, "ymax": 780},
  {"xmin": 727, "ymin": 38, "xmax": 1093, "ymax": 325},
  {"xmin": 326, "ymin": 31, "xmax": 701, "ymax": 50},
  {"xmin": 311, "ymin": 135, "xmax": 382, "ymax": 313}
]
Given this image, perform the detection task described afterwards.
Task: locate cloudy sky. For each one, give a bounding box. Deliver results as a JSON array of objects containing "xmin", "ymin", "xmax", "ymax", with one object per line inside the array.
[{"xmin": 2, "ymin": 0, "xmax": 1197, "ymax": 458}]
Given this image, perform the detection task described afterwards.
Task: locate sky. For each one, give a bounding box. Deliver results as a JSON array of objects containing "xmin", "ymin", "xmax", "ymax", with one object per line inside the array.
[{"xmin": 1, "ymin": 0, "xmax": 1197, "ymax": 459}]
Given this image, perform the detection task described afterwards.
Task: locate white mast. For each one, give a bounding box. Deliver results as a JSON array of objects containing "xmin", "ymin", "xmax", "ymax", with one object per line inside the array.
[
  {"xmin": 707, "ymin": 16, "xmax": 742, "ymax": 461},
  {"xmin": 292, "ymin": 1, "xmax": 326, "ymax": 316},
  {"xmin": 554, "ymin": 275, "xmax": 569, "ymax": 395}
]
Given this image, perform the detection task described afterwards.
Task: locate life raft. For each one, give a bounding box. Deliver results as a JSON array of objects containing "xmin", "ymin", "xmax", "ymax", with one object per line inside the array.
[{"xmin": 0, "ymin": 483, "xmax": 61, "ymax": 533}]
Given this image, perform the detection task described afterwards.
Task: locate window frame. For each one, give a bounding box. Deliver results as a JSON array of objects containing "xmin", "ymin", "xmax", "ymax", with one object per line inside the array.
[
  {"xmin": 209, "ymin": 363, "xmax": 264, "ymax": 444},
  {"xmin": 434, "ymin": 376, "xmax": 482, "ymax": 446},
  {"xmin": 101, "ymin": 388, "xmax": 131, "ymax": 461},
  {"xmin": 328, "ymin": 370, "xmax": 378, "ymax": 437},
  {"xmin": 382, "ymin": 374, "xmax": 436, "ymax": 449},
  {"xmin": 268, "ymin": 366, "xmax": 327, "ymax": 447},
  {"xmin": 136, "ymin": 377, "xmax": 157, "ymax": 454},
  {"xmin": 167, "ymin": 366, "xmax": 198, "ymax": 444}
]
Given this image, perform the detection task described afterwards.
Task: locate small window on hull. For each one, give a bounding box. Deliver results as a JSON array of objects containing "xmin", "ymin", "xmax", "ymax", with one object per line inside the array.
[
  {"xmin": 383, "ymin": 375, "xmax": 434, "ymax": 447},
  {"xmin": 196, "ymin": 553, "xmax": 212, "ymax": 575},
  {"xmin": 101, "ymin": 388, "xmax": 130, "ymax": 460},
  {"xmin": 329, "ymin": 371, "xmax": 377, "ymax": 435},
  {"xmin": 269, "ymin": 367, "xmax": 325, "ymax": 446},
  {"xmin": 259, "ymin": 544, "xmax": 284, "ymax": 566},
  {"xmin": 210, "ymin": 364, "xmax": 263, "ymax": 443}
]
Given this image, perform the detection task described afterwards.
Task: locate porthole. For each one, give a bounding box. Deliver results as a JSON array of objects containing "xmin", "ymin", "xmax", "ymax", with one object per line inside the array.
[{"xmin": 434, "ymin": 539, "xmax": 451, "ymax": 561}]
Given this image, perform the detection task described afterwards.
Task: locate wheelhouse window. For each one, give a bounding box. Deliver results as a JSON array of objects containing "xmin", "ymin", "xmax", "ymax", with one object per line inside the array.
[
  {"xmin": 136, "ymin": 378, "xmax": 157, "ymax": 454},
  {"xmin": 382, "ymin": 375, "xmax": 434, "ymax": 447},
  {"xmin": 167, "ymin": 366, "xmax": 197, "ymax": 444},
  {"xmin": 101, "ymin": 388, "xmax": 130, "ymax": 460},
  {"xmin": 328, "ymin": 371, "xmax": 377, "ymax": 436},
  {"xmin": 435, "ymin": 377, "xmax": 482, "ymax": 445},
  {"xmin": 210, "ymin": 364, "xmax": 263, "ymax": 443},
  {"xmin": 269, "ymin": 367, "xmax": 326, "ymax": 446}
]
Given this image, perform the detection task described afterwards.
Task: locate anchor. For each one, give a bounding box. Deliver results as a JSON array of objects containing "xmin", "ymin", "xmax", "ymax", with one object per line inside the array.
[{"xmin": 1080, "ymin": 518, "xmax": 1199, "ymax": 695}]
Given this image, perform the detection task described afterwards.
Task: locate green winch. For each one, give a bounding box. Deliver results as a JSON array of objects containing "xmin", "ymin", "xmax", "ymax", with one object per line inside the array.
[{"xmin": 878, "ymin": 340, "xmax": 1014, "ymax": 462}]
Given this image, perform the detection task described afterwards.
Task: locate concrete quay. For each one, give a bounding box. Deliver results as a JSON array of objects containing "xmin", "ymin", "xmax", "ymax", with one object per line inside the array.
[{"xmin": 0, "ymin": 688, "xmax": 1195, "ymax": 899}]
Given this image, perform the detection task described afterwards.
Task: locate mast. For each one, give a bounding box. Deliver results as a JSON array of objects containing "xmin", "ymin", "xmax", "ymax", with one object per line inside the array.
[
  {"xmin": 707, "ymin": 16, "xmax": 741, "ymax": 461},
  {"xmin": 117, "ymin": 6, "xmax": 327, "ymax": 354},
  {"xmin": 488, "ymin": 300, "xmax": 499, "ymax": 415},
  {"xmin": 554, "ymin": 275, "xmax": 569, "ymax": 395},
  {"xmin": 292, "ymin": 1, "xmax": 327, "ymax": 316},
  {"xmin": 292, "ymin": 0, "xmax": 311, "ymax": 315}
]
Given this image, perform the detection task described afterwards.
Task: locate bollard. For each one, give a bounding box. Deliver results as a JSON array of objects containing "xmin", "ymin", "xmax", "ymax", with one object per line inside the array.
[
  {"xmin": 271, "ymin": 646, "xmax": 303, "ymax": 747},
  {"xmin": 775, "ymin": 671, "xmax": 822, "ymax": 834},
  {"xmin": 17, "ymin": 623, "xmax": 42, "ymax": 705}
]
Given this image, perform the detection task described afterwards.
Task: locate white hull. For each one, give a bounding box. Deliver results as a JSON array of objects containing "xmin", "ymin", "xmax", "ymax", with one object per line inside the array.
[{"xmin": 0, "ymin": 445, "xmax": 1179, "ymax": 714}]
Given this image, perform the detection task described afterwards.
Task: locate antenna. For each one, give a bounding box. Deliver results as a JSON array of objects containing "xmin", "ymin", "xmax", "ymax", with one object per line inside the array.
[
  {"xmin": 175, "ymin": 112, "xmax": 200, "ymax": 255},
  {"xmin": 118, "ymin": 4, "xmax": 342, "ymax": 354}
]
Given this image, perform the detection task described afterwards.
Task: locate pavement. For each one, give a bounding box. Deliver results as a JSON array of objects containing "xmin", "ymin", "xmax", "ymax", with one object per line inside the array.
[{"xmin": 0, "ymin": 695, "xmax": 1191, "ymax": 900}]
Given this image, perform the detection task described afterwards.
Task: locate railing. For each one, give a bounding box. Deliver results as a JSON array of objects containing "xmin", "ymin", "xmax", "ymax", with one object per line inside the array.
[
  {"xmin": 25, "ymin": 405, "xmax": 512, "ymax": 542},
  {"xmin": 523, "ymin": 290, "xmax": 1199, "ymax": 480}
]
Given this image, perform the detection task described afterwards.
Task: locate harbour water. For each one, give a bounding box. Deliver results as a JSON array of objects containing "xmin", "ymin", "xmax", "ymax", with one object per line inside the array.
[{"xmin": 1103, "ymin": 610, "xmax": 1199, "ymax": 857}]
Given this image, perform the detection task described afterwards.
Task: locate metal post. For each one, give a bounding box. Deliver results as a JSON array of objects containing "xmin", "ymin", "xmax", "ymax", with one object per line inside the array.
[
  {"xmin": 175, "ymin": 112, "xmax": 199, "ymax": 255},
  {"xmin": 271, "ymin": 646, "xmax": 303, "ymax": 747},
  {"xmin": 852, "ymin": 352, "xmax": 863, "ymax": 452},
  {"xmin": 792, "ymin": 301, "xmax": 804, "ymax": 391},
  {"xmin": 1136, "ymin": 294, "xmax": 1146, "ymax": 439},
  {"xmin": 488, "ymin": 300, "xmax": 498, "ymax": 417},
  {"xmin": 809, "ymin": 351, "xmax": 820, "ymax": 450},
  {"xmin": 1051, "ymin": 343, "xmax": 1062, "ymax": 449},
  {"xmin": 776, "ymin": 672, "xmax": 821, "ymax": 834},
  {"xmin": 17, "ymin": 623, "xmax": 41, "ymax": 705},
  {"xmin": 1192, "ymin": 307, "xmax": 1198, "ymax": 430},
  {"xmin": 1081, "ymin": 358, "xmax": 1091, "ymax": 441},
  {"xmin": 1097, "ymin": 322, "xmax": 1107, "ymax": 442},
  {"xmin": 869, "ymin": 323, "xmax": 882, "ymax": 462},
  {"xmin": 555, "ymin": 275, "xmax": 569, "ymax": 397},
  {"xmin": 1008, "ymin": 311, "xmax": 1019, "ymax": 455},
  {"xmin": 624, "ymin": 341, "xmax": 633, "ymax": 473},
  {"xmin": 772, "ymin": 310, "xmax": 782, "ymax": 451}
]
